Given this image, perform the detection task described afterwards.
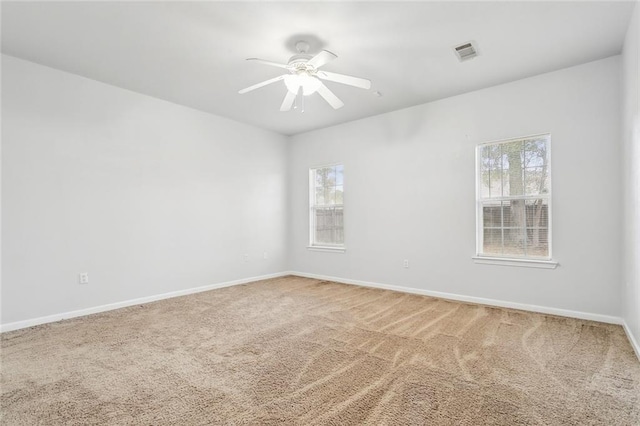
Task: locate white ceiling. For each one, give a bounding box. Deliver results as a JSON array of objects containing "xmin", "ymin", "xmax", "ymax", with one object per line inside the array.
[{"xmin": 1, "ymin": 1, "xmax": 635, "ymax": 136}]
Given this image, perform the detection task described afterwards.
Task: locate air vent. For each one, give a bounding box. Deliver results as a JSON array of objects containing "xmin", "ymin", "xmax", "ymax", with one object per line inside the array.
[{"xmin": 454, "ymin": 41, "xmax": 478, "ymax": 62}]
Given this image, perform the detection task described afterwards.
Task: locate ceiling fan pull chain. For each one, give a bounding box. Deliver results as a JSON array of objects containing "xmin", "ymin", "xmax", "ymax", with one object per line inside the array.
[{"xmin": 300, "ymin": 87, "xmax": 304, "ymax": 113}]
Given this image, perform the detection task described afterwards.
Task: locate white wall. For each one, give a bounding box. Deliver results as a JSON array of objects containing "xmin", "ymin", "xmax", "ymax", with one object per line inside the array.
[
  {"xmin": 289, "ymin": 56, "xmax": 622, "ymax": 317},
  {"xmin": 1, "ymin": 55, "xmax": 289, "ymax": 325},
  {"xmin": 0, "ymin": 50, "xmax": 629, "ymax": 328},
  {"xmin": 622, "ymin": 2, "xmax": 640, "ymax": 348}
]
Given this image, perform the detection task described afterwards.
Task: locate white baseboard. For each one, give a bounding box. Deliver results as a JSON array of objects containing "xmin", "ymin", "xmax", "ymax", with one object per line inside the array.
[
  {"xmin": 622, "ymin": 321, "xmax": 640, "ymax": 361},
  {"xmin": 0, "ymin": 272, "xmax": 289, "ymax": 333},
  {"xmin": 287, "ymin": 271, "xmax": 624, "ymax": 325},
  {"xmin": 3, "ymin": 269, "xmax": 633, "ymax": 358}
]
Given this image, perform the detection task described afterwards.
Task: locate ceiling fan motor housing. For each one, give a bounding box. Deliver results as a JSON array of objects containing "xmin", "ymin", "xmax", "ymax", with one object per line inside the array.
[
  {"xmin": 288, "ymin": 54, "xmax": 314, "ymax": 70},
  {"xmin": 288, "ymin": 40, "xmax": 315, "ymax": 71}
]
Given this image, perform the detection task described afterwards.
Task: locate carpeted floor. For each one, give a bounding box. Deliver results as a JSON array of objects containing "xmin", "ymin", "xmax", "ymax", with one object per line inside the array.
[{"xmin": 2, "ymin": 276, "xmax": 640, "ymax": 425}]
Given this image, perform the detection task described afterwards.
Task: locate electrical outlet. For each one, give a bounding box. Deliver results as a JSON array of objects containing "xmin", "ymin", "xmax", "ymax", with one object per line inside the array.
[
  {"xmin": 403, "ymin": 259, "xmax": 409, "ymax": 269},
  {"xmin": 243, "ymin": 254, "xmax": 249, "ymax": 262},
  {"xmin": 263, "ymin": 252, "xmax": 268, "ymax": 260},
  {"xmin": 79, "ymin": 273, "xmax": 89, "ymax": 284}
]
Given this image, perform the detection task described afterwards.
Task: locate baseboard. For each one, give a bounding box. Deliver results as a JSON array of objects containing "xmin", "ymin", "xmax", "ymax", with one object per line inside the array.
[
  {"xmin": 623, "ymin": 321, "xmax": 640, "ymax": 361},
  {"xmin": 0, "ymin": 272, "xmax": 289, "ymax": 333},
  {"xmin": 288, "ymin": 271, "xmax": 624, "ymax": 325},
  {"xmin": 2, "ymin": 270, "xmax": 630, "ymax": 344}
]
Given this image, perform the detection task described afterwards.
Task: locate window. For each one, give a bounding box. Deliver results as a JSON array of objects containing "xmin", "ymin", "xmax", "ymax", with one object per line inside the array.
[
  {"xmin": 309, "ymin": 164, "xmax": 344, "ymax": 250},
  {"xmin": 476, "ymin": 134, "xmax": 552, "ymax": 261}
]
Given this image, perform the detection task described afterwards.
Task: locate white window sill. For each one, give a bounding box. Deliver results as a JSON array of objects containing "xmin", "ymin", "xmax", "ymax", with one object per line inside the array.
[
  {"xmin": 307, "ymin": 245, "xmax": 346, "ymax": 253},
  {"xmin": 472, "ymin": 256, "xmax": 558, "ymax": 269}
]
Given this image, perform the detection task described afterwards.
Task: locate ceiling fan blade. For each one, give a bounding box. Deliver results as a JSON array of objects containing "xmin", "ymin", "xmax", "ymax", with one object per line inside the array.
[
  {"xmin": 317, "ymin": 82, "xmax": 344, "ymax": 109},
  {"xmin": 280, "ymin": 90, "xmax": 296, "ymax": 111},
  {"xmin": 317, "ymin": 71, "xmax": 371, "ymax": 90},
  {"xmin": 307, "ymin": 50, "xmax": 337, "ymax": 69},
  {"xmin": 246, "ymin": 58, "xmax": 289, "ymax": 69},
  {"xmin": 238, "ymin": 75, "xmax": 285, "ymax": 94}
]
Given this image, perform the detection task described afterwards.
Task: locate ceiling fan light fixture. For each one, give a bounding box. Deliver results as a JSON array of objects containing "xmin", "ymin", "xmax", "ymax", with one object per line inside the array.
[{"xmin": 284, "ymin": 74, "xmax": 321, "ymax": 96}]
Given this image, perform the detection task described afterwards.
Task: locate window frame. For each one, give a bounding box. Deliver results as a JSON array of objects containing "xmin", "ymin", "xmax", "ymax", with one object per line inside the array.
[
  {"xmin": 474, "ymin": 133, "xmax": 557, "ymax": 268},
  {"xmin": 308, "ymin": 163, "xmax": 345, "ymax": 252}
]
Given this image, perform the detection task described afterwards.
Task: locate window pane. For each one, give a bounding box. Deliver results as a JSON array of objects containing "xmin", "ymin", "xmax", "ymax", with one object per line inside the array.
[
  {"xmin": 315, "ymin": 187, "xmax": 325, "ymax": 205},
  {"xmin": 500, "ymin": 169, "xmax": 510, "ymax": 197},
  {"xmin": 335, "ymin": 165, "xmax": 344, "ymax": 185},
  {"xmin": 483, "ymin": 228, "xmax": 503, "ymax": 255},
  {"xmin": 482, "ymin": 200, "xmax": 502, "ymax": 254},
  {"xmin": 502, "ymin": 199, "xmax": 526, "ymax": 256},
  {"xmin": 525, "ymin": 199, "xmax": 548, "ymax": 228},
  {"xmin": 325, "ymin": 167, "xmax": 336, "ymax": 186},
  {"xmin": 481, "ymin": 198, "xmax": 550, "ymax": 258},
  {"xmin": 315, "ymin": 167, "xmax": 335, "ymax": 188},
  {"xmin": 503, "ymin": 227, "xmax": 526, "ymax": 256},
  {"xmin": 526, "ymin": 229, "xmax": 549, "ymax": 257},
  {"xmin": 314, "ymin": 207, "xmax": 344, "ymax": 245},
  {"xmin": 525, "ymin": 199, "xmax": 549, "ymax": 257},
  {"xmin": 315, "ymin": 169, "xmax": 325, "ymax": 187},
  {"xmin": 334, "ymin": 206, "xmax": 344, "ymax": 244},
  {"xmin": 523, "ymin": 138, "xmax": 547, "ymax": 168},
  {"xmin": 502, "ymin": 200, "xmax": 525, "ymax": 229},
  {"xmin": 525, "ymin": 166, "xmax": 548, "ymax": 195},
  {"xmin": 482, "ymin": 201, "xmax": 502, "ymax": 228},
  {"xmin": 480, "ymin": 171, "xmax": 490, "ymax": 198},
  {"xmin": 335, "ymin": 185, "xmax": 343, "ymax": 204},
  {"xmin": 314, "ymin": 208, "xmax": 332, "ymax": 244},
  {"xmin": 501, "ymin": 140, "xmax": 524, "ymax": 197},
  {"xmin": 481, "ymin": 145, "xmax": 502, "ymax": 198},
  {"xmin": 324, "ymin": 186, "xmax": 336, "ymax": 205}
]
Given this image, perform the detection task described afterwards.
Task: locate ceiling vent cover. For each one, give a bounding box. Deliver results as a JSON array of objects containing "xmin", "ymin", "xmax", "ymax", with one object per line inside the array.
[{"xmin": 454, "ymin": 41, "xmax": 478, "ymax": 61}]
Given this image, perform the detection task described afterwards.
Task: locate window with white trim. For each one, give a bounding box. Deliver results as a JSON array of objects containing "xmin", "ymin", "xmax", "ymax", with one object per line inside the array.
[
  {"xmin": 477, "ymin": 134, "xmax": 551, "ymax": 259},
  {"xmin": 309, "ymin": 165, "xmax": 344, "ymax": 249}
]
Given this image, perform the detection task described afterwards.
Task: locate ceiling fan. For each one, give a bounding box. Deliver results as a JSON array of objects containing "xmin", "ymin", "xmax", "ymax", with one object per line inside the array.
[{"xmin": 238, "ymin": 41, "xmax": 371, "ymax": 112}]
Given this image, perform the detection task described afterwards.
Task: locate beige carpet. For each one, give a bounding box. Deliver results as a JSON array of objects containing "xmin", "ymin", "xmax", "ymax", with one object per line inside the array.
[{"xmin": 2, "ymin": 276, "xmax": 639, "ymax": 425}]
